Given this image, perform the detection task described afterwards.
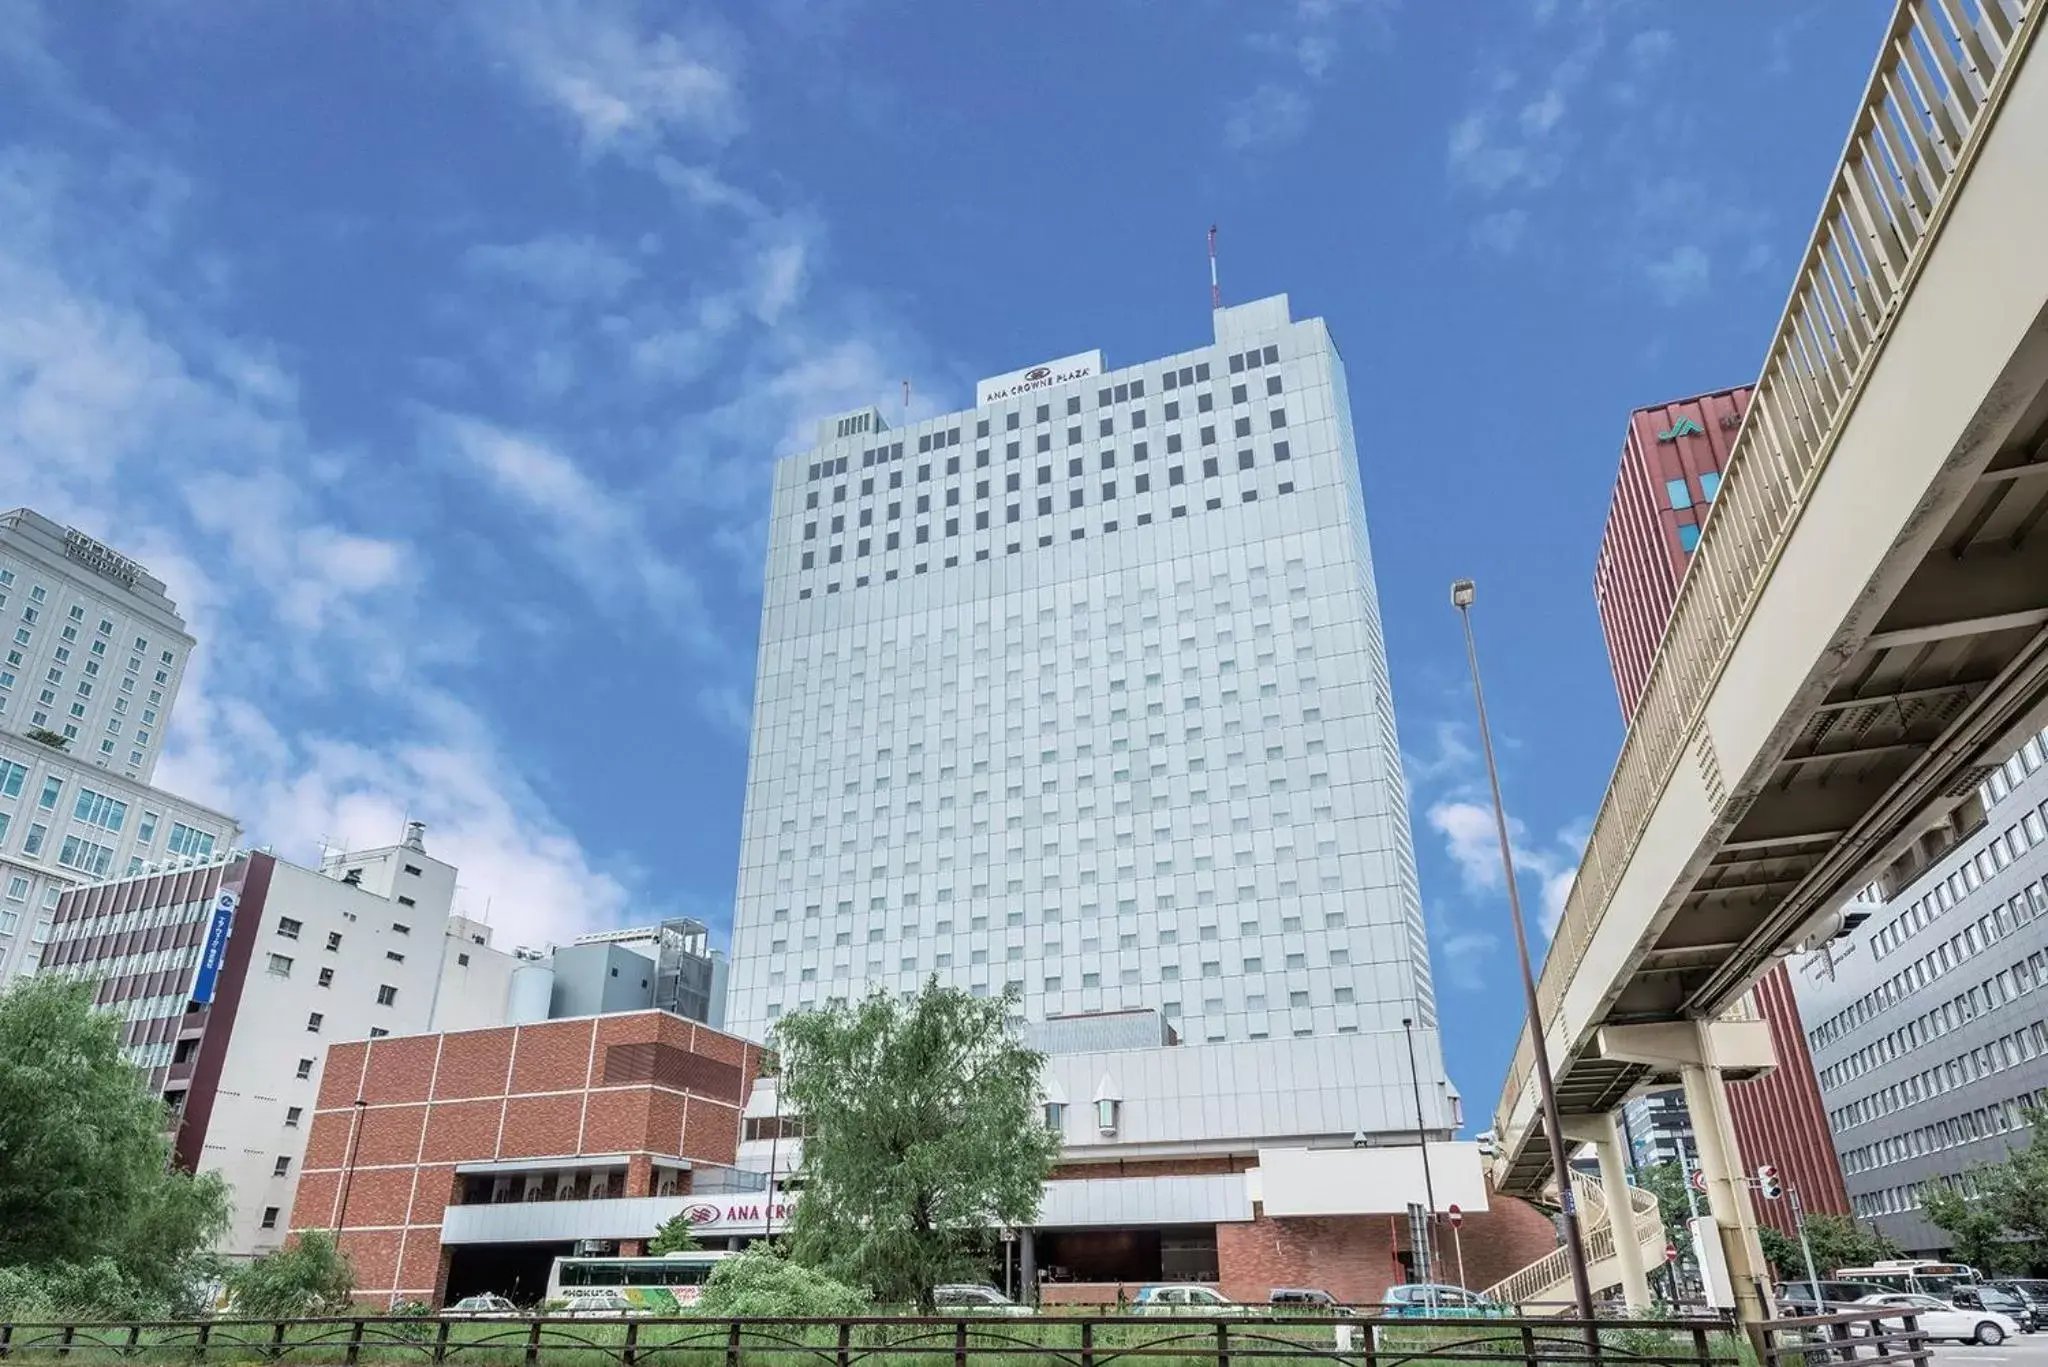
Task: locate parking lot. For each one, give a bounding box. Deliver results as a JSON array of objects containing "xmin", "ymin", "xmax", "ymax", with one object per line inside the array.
[{"xmin": 1931, "ymin": 1332, "xmax": 2048, "ymax": 1366}]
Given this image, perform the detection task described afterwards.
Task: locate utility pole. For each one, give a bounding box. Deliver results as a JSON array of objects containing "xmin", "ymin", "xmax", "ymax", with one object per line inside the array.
[{"xmin": 1790, "ymin": 1189, "xmax": 1820, "ymax": 1290}]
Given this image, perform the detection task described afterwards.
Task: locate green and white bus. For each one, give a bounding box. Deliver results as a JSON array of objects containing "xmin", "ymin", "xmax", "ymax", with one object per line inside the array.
[{"xmin": 544, "ymin": 1252, "xmax": 734, "ymax": 1314}]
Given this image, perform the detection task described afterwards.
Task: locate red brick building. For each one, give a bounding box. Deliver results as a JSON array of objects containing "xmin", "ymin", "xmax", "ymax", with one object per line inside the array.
[
  {"xmin": 289, "ymin": 1011, "xmax": 764, "ymax": 1305},
  {"xmin": 1592, "ymin": 386, "xmax": 1849, "ymax": 1235},
  {"xmin": 1593, "ymin": 386, "xmax": 1751, "ymax": 721}
]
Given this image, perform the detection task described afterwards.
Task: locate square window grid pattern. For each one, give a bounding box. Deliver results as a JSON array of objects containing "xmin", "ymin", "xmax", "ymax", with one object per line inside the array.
[{"xmin": 729, "ymin": 304, "xmax": 1436, "ymax": 1047}]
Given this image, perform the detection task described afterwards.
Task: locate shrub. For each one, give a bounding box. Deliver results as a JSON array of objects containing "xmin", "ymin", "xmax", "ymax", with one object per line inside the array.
[
  {"xmin": 225, "ymin": 1231, "xmax": 356, "ymax": 1318},
  {"xmin": 0, "ymin": 1259, "xmax": 165, "ymax": 1321},
  {"xmin": 696, "ymin": 1247, "xmax": 869, "ymax": 1318}
]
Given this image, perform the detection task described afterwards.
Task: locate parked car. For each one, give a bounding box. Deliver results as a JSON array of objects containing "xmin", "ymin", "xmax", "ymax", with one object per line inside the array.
[
  {"xmin": 1952, "ymin": 1285, "xmax": 2037, "ymax": 1332},
  {"xmin": 1855, "ymin": 1293, "xmax": 2020, "ymax": 1346},
  {"xmin": 1381, "ymin": 1284, "xmax": 1502, "ymax": 1318},
  {"xmin": 442, "ymin": 1294, "xmax": 519, "ymax": 1318},
  {"xmin": 1132, "ymin": 1285, "xmax": 1253, "ymax": 1316},
  {"xmin": 1269, "ymin": 1288, "xmax": 1346, "ymax": 1313},
  {"xmin": 933, "ymin": 1284, "xmax": 1032, "ymax": 1316},
  {"xmin": 1776, "ymin": 1280, "xmax": 1888, "ymax": 1314},
  {"xmin": 1992, "ymin": 1280, "xmax": 2048, "ymax": 1325}
]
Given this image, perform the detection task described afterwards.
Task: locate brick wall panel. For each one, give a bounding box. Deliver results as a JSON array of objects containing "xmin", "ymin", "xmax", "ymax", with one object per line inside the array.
[
  {"xmin": 1211, "ymin": 1195, "xmax": 1561, "ymax": 1305},
  {"xmin": 432, "ymin": 1029, "xmax": 515, "ymax": 1101},
  {"xmin": 301, "ymin": 1111, "xmax": 356, "ymax": 1171},
  {"xmin": 685, "ymin": 1024, "xmax": 751, "ymax": 1077},
  {"xmin": 408, "ymin": 1165, "xmax": 461, "ymax": 1225},
  {"xmin": 316, "ymin": 1043, "xmax": 368, "ymax": 1109},
  {"xmin": 338, "ymin": 1229, "xmax": 402, "ymax": 1298},
  {"xmin": 497, "ymin": 1093, "xmax": 583, "ymax": 1159},
  {"xmin": 1450, "ymin": 1197, "xmax": 1565, "ymax": 1293},
  {"xmin": 1220, "ymin": 1213, "xmax": 1404, "ymax": 1304},
  {"xmin": 396, "ymin": 1230, "xmax": 446, "ymax": 1300},
  {"xmin": 509, "ymin": 1020, "xmax": 596, "ymax": 1094},
  {"xmin": 646, "ymin": 1089, "xmax": 686, "ymax": 1156},
  {"xmin": 337, "ymin": 1167, "xmax": 416, "ymax": 1230},
  {"xmin": 289, "ymin": 1170, "xmax": 342, "ymax": 1233},
  {"xmin": 360, "ymin": 1035, "xmax": 440, "ymax": 1105},
  {"xmin": 582, "ymin": 1088, "xmax": 653, "ymax": 1155},
  {"xmin": 680, "ymin": 1096, "xmax": 742, "ymax": 1166},
  {"xmin": 354, "ymin": 1105, "xmax": 429, "ymax": 1167},
  {"xmin": 656, "ymin": 1014, "xmax": 696, "ymax": 1053},
  {"xmin": 598, "ymin": 1013, "xmax": 663, "ymax": 1050},
  {"xmin": 422, "ymin": 1099, "xmax": 505, "ymax": 1164}
]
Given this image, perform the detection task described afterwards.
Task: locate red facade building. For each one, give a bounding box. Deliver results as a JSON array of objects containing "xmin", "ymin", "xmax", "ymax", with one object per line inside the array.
[
  {"xmin": 290, "ymin": 1011, "xmax": 764, "ymax": 1305},
  {"xmin": 1593, "ymin": 387, "xmax": 1849, "ymax": 1234},
  {"xmin": 1594, "ymin": 387, "xmax": 1750, "ymax": 721}
]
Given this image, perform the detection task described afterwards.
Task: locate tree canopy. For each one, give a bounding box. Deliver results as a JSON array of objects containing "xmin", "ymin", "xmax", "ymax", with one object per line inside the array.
[
  {"xmin": 0, "ymin": 976, "xmax": 230, "ymax": 1308},
  {"xmin": 1755, "ymin": 1211, "xmax": 1898, "ymax": 1279},
  {"xmin": 1921, "ymin": 1107, "xmax": 2048, "ymax": 1271},
  {"xmin": 648, "ymin": 1213, "xmax": 702, "ymax": 1255},
  {"xmin": 774, "ymin": 981, "xmax": 1059, "ymax": 1310}
]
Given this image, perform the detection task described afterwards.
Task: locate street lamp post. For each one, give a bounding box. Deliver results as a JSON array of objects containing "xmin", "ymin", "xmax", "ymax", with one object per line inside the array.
[
  {"xmin": 1402, "ymin": 1016, "xmax": 1441, "ymax": 1296},
  {"xmin": 335, "ymin": 1098, "xmax": 368, "ymax": 1235},
  {"xmin": 1451, "ymin": 579, "xmax": 1598, "ymax": 1323}
]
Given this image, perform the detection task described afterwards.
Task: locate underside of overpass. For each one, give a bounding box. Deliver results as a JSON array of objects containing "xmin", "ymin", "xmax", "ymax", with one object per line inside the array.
[{"xmin": 1498, "ymin": 306, "xmax": 2048, "ymax": 1198}]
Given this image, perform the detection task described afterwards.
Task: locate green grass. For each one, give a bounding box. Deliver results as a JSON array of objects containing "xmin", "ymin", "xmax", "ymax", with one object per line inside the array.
[{"xmin": 0, "ymin": 1316, "xmax": 1749, "ymax": 1367}]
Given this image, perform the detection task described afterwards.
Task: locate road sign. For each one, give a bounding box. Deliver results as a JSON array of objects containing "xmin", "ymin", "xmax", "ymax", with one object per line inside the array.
[
  {"xmin": 1689, "ymin": 1168, "xmax": 1708, "ymax": 1194},
  {"xmin": 1665, "ymin": 1244, "xmax": 1677, "ymax": 1263},
  {"xmin": 1447, "ymin": 1203, "xmax": 1463, "ymax": 1228}
]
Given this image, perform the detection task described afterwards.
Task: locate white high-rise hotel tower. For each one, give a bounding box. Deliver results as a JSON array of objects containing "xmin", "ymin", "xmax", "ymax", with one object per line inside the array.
[{"xmin": 729, "ymin": 294, "xmax": 1451, "ymax": 1100}]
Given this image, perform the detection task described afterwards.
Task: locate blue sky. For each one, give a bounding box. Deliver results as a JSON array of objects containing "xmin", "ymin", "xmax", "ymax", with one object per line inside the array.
[{"xmin": 2, "ymin": 0, "xmax": 1881, "ymax": 1117}]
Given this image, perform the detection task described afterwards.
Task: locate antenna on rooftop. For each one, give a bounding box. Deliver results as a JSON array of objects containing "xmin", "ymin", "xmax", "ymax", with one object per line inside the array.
[
  {"xmin": 901, "ymin": 378, "xmax": 910, "ymax": 420},
  {"xmin": 1208, "ymin": 224, "xmax": 1221, "ymax": 312}
]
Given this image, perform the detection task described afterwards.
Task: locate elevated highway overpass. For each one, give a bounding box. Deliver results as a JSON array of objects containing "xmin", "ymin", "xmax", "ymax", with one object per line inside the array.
[{"xmin": 1485, "ymin": 0, "xmax": 2048, "ymax": 1322}]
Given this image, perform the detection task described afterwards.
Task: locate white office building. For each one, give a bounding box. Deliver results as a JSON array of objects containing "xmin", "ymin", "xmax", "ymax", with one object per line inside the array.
[
  {"xmin": 723, "ymin": 298, "xmax": 1501, "ymax": 1301},
  {"xmin": 0, "ymin": 508, "xmax": 239, "ymax": 986},
  {"xmin": 43, "ymin": 826, "xmax": 522, "ymax": 1257}
]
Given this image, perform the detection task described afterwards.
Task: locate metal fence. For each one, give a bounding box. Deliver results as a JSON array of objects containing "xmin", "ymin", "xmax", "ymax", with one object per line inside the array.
[
  {"xmin": 0, "ymin": 1311, "xmax": 1749, "ymax": 1367},
  {"xmin": 1749, "ymin": 1309, "xmax": 1932, "ymax": 1367}
]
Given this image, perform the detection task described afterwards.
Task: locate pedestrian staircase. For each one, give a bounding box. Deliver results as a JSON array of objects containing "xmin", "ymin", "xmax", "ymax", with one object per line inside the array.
[{"xmin": 1484, "ymin": 1171, "xmax": 1667, "ymax": 1311}]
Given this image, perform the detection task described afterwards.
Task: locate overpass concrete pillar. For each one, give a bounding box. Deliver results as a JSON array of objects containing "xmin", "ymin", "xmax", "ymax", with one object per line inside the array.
[
  {"xmin": 1599, "ymin": 1019, "xmax": 1777, "ymax": 1325},
  {"xmin": 1562, "ymin": 1114, "xmax": 1652, "ymax": 1311}
]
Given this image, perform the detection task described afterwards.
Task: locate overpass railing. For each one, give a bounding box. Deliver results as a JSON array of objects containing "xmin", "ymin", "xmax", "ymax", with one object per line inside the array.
[{"xmin": 1498, "ymin": 0, "xmax": 2042, "ymax": 1142}]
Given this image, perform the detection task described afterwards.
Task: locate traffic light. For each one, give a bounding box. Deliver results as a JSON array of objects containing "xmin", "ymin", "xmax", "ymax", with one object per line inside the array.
[{"xmin": 1757, "ymin": 1164, "xmax": 1783, "ymax": 1200}]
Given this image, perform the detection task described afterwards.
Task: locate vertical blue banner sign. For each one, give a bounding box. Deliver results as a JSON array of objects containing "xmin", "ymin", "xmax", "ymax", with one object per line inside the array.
[{"xmin": 190, "ymin": 888, "xmax": 240, "ymax": 1006}]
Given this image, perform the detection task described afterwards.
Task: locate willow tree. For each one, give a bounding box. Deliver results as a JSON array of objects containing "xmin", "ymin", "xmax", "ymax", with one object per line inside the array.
[{"xmin": 773, "ymin": 981, "xmax": 1058, "ymax": 1310}]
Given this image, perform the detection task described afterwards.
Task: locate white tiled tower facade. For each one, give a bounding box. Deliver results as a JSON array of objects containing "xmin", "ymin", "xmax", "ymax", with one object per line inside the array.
[
  {"xmin": 0, "ymin": 508, "xmax": 236, "ymax": 986},
  {"xmin": 728, "ymin": 298, "xmax": 1440, "ymax": 1077}
]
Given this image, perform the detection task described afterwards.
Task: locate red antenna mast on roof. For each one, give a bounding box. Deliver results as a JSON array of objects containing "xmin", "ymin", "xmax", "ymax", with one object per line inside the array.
[{"xmin": 1208, "ymin": 224, "xmax": 1221, "ymax": 311}]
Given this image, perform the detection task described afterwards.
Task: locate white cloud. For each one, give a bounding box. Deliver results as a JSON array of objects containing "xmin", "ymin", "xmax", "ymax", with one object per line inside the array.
[
  {"xmin": 1, "ymin": 144, "xmax": 636, "ymax": 955},
  {"xmin": 464, "ymin": 235, "xmax": 642, "ymax": 302},
  {"xmin": 1224, "ymin": 85, "xmax": 1311, "ymax": 151},
  {"xmin": 425, "ymin": 409, "xmax": 716, "ymax": 651},
  {"xmin": 749, "ymin": 237, "xmax": 808, "ymax": 324},
  {"xmin": 1470, "ymin": 207, "xmax": 1529, "ymax": 255},
  {"xmin": 1518, "ymin": 86, "xmax": 1566, "ymax": 135},
  {"xmin": 1641, "ymin": 242, "xmax": 1711, "ymax": 305},
  {"xmin": 1229, "ymin": 0, "xmax": 1395, "ymax": 149},
  {"xmin": 482, "ymin": 0, "xmax": 743, "ymax": 155},
  {"xmin": 1439, "ymin": 927, "xmax": 1500, "ymax": 991},
  {"xmin": 1426, "ymin": 799, "xmax": 1582, "ymax": 938},
  {"xmin": 1447, "ymin": 101, "xmax": 1564, "ymax": 196},
  {"xmin": 1626, "ymin": 29, "xmax": 1675, "ymax": 65}
]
